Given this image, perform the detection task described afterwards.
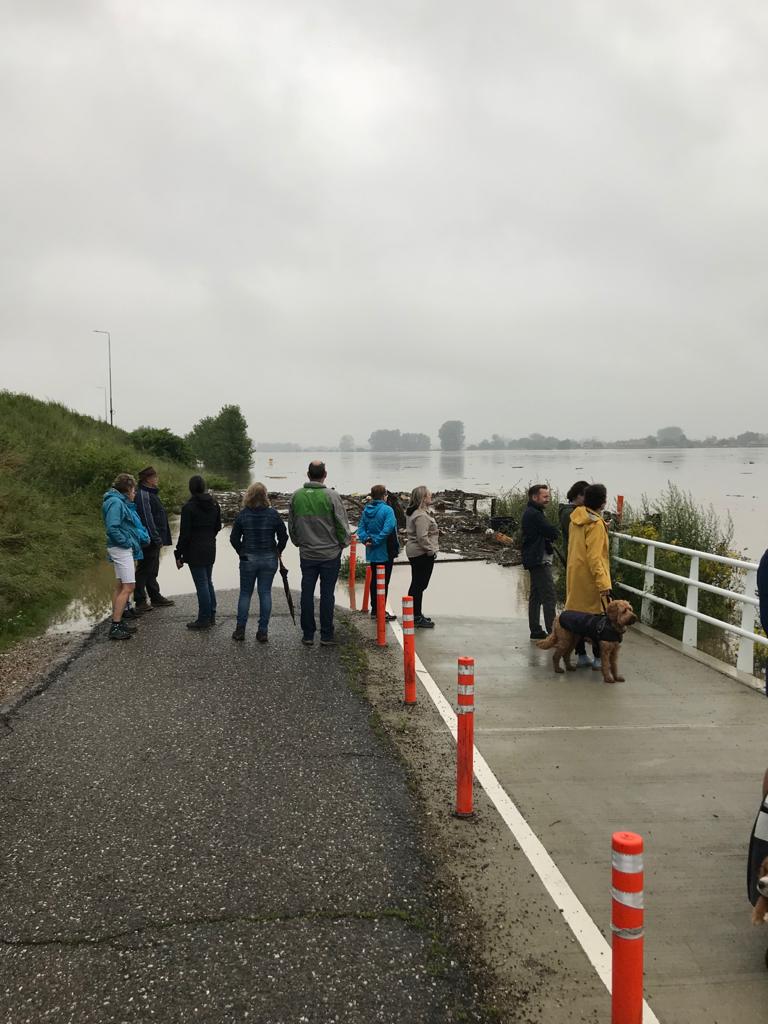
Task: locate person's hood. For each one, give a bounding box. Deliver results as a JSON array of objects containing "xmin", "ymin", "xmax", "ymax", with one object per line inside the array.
[
  {"xmin": 190, "ymin": 492, "xmax": 215, "ymax": 505},
  {"xmin": 102, "ymin": 488, "xmax": 128, "ymax": 509},
  {"xmin": 361, "ymin": 500, "xmax": 385, "ymax": 525},
  {"xmin": 570, "ymin": 506, "xmax": 601, "ymax": 527}
]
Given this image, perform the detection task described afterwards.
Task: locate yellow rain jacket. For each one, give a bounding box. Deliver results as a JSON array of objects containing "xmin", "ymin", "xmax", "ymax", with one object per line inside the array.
[{"xmin": 565, "ymin": 506, "xmax": 612, "ymax": 613}]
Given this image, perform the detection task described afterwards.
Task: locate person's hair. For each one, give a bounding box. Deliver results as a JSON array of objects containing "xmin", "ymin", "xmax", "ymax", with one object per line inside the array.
[
  {"xmin": 370, "ymin": 484, "xmax": 387, "ymax": 500},
  {"xmin": 112, "ymin": 473, "xmax": 136, "ymax": 495},
  {"xmin": 307, "ymin": 460, "xmax": 326, "ymax": 481},
  {"xmin": 528, "ymin": 483, "xmax": 549, "ymax": 499},
  {"xmin": 584, "ymin": 483, "xmax": 607, "ymax": 510},
  {"xmin": 189, "ymin": 475, "xmax": 206, "ymax": 495},
  {"xmin": 408, "ymin": 485, "xmax": 429, "ymax": 512},
  {"xmin": 138, "ymin": 466, "xmax": 157, "ymax": 483},
  {"xmin": 244, "ymin": 482, "xmax": 270, "ymax": 509},
  {"xmin": 566, "ymin": 480, "xmax": 590, "ymax": 502}
]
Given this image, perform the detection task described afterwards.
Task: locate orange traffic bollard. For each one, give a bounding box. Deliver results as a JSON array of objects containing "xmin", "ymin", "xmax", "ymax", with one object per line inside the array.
[
  {"xmin": 348, "ymin": 535, "xmax": 357, "ymax": 610},
  {"xmin": 361, "ymin": 564, "xmax": 371, "ymax": 613},
  {"xmin": 376, "ymin": 565, "xmax": 386, "ymax": 646},
  {"xmin": 611, "ymin": 831, "xmax": 644, "ymax": 1024},
  {"xmin": 455, "ymin": 657, "xmax": 475, "ymax": 817},
  {"xmin": 402, "ymin": 596, "xmax": 416, "ymax": 704}
]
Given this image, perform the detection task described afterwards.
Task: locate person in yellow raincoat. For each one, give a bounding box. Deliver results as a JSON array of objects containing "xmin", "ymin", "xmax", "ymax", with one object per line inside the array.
[{"xmin": 565, "ymin": 483, "xmax": 612, "ymax": 664}]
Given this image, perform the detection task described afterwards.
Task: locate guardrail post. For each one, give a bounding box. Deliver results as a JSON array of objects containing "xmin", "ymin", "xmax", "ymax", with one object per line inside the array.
[
  {"xmin": 641, "ymin": 546, "xmax": 655, "ymax": 625},
  {"xmin": 682, "ymin": 555, "xmax": 699, "ymax": 648},
  {"xmin": 348, "ymin": 535, "xmax": 357, "ymax": 610},
  {"xmin": 402, "ymin": 596, "xmax": 416, "ymax": 705},
  {"xmin": 737, "ymin": 568, "xmax": 758, "ymax": 674},
  {"xmin": 611, "ymin": 831, "xmax": 644, "ymax": 1024},
  {"xmin": 455, "ymin": 657, "xmax": 475, "ymax": 817}
]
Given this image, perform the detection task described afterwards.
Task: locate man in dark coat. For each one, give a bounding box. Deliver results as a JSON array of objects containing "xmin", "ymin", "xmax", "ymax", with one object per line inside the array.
[
  {"xmin": 133, "ymin": 466, "xmax": 175, "ymax": 611},
  {"xmin": 521, "ymin": 483, "xmax": 560, "ymax": 640}
]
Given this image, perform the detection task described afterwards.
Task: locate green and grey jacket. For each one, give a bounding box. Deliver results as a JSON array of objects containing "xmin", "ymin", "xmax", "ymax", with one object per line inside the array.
[{"xmin": 288, "ymin": 483, "xmax": 351, "ymax": 561}]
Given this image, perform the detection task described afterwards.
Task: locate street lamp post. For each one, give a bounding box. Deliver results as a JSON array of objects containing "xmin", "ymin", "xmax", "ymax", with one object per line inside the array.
[
  {"xmin": 93, "ymin": 330, "xmax": 113, "ymax": 425},
  {"xmin": 95, "ymin": 386, "xmax": 107, "ymax": 421}
]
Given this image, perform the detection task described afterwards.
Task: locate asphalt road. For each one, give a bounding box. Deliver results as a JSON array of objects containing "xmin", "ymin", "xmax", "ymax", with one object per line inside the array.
[{"xmin": 0, "ymin": 592, "xmax": 487, "ymax": 1023}]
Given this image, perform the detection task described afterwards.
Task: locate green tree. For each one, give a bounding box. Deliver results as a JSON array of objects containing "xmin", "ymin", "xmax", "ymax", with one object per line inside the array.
[
  {"xmin": 129, "ymin": 426, "xmax": 194, "ymax": 465},
  {"xmin": 187, "ymin": 405, "xmax": 253, "ymax": 475},
  {"xmin": 368, "ymin": 429, "xmax": 401, "ymax": 451},
  {"xmin": 438, "ymin": 420, "xmax": 465, "ymax": 451},
  {"xmin": 656, "ymin": 425, "xmax": 688, "ymax": 447},
  {"xmin": 339, "ymin": 434, "xmax": 355, "ymax": 451}
]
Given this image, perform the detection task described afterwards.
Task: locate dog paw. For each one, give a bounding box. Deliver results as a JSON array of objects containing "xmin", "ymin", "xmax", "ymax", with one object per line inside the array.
[
  {"xmin": 603, "ymin": 677, "xmax": 615, "ymax": 685},
  {"xmin": 614, "ymin": 675, "xmax": 625, "ymax": 683}
]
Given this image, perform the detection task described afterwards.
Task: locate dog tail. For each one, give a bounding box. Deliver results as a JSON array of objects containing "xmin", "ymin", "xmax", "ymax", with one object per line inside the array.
[{"xmin": 535, "ymin": 634, "xmax": 557, "ymax": 650}]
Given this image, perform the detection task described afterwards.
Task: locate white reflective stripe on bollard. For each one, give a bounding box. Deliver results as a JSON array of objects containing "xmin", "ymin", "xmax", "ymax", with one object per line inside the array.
[
  {"xmin": 611, "ymin": 887, "xmax": 644, "ymax": 909},
  {"xmin": 612, "ymin": 852, "xmax": 644, "ymax": 873}
]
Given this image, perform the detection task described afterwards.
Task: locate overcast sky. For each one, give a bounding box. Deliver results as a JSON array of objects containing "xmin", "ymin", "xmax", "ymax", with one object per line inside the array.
[{"xmin": 1, "ymin": 1, "xmax": 767, "ymax": 445}]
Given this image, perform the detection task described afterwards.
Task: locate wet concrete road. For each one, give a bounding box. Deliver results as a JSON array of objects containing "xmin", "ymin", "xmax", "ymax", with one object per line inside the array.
[
  {"xmin": 410, "ymin": 609, "xmax": 768, "ymax": 1024},
  {"xmin": 0, "ymin": 593, "xmax": 487, "ymax": 1024}
]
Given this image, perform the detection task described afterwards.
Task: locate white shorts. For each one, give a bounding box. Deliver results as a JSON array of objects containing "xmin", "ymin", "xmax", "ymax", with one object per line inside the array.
[{"xmin": 107, "ymin": 546, "xmax": 136, "ymax": 584}]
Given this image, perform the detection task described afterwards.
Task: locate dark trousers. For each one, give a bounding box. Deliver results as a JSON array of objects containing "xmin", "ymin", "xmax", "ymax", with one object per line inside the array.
[
  {"xmin": 135, "ymin": 543, "xmax": 162, "ymax": 605},
  {"xmin": 189, "ymin": 564, "xmax": 216, "ymax": 622},
  {"xmin": 300, "ymin": 555, "xmax": 341, "ymax": 641},
  {"xmin": 408, "ymin": 554, "xmax": 435, "ymax": 618},
  {"xmin": 528, "ymin": 563, "xmax": 556, "ymax": 634},
  {"xmin": 368, "ymin": 561, "xmax": 393, "ymax": 613}
]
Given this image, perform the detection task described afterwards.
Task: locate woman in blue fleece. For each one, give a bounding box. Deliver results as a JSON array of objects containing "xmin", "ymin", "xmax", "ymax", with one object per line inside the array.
[
  {"xmin": 101, "ymin": 473, "xmax": 150, "ymax": 640},
  {"xmin": 357, "ymin": 484, "xmax": 399, "ymax": 622}
]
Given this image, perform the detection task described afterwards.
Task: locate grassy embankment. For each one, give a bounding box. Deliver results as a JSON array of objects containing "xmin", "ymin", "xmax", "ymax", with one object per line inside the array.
[{"xmin": 0, "ymin": 392, "xmax": 192, "ymax": 651}]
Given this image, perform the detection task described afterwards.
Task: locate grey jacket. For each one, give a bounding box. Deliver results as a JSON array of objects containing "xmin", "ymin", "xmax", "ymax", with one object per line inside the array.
[
  {"xmin": 288, "ymin": 482, "xmax": 351, "ymax": 561},
  {"xmin": 405, "ymin": 507, "xmax": 439, "ymax": 558}
]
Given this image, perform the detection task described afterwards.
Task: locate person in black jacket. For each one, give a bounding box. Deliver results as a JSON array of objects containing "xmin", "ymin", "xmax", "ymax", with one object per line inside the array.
[
  {"xmin": 521, "ymin": 483, "xmax": 560, "ymax": 640},
  {"xmin": 174, "ymin": 476, "xmax": 222, "ymax": 630},
  {"xmin": 133, "ymin": 466, "xmax": 175, "ymax": 612}
]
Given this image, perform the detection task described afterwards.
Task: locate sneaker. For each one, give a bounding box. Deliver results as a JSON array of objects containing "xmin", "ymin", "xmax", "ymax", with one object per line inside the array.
[
  {"xmin": 186, "ymin": 619, "xmax": 212, "ymax": 630},
  {"xmin": 152, "ymin": 596, "xmax": 175, "ymax": 607},
  {"xmin": 122, "ymin": 606, "xmax": 139, "ymax": 620},
  {"xmin": 301, "ymin": 637, "xmax": 314, "ymax": 646},
  {"xmin": 371, "ymin": 611, "xmax": 397, "ymax": 622},
  {"xmin": 319, "ymin": 637, "xmax": 338, "ymax": 646},
  {"xmin": 530, "ymin": 629, "xmax": 548, "ymax": 640},
  {"xmin": 232, "ymin": 625, "xmax": 245, "ymax": 642},
  {"xmin": 119, "ymin": 620, "xmax": 138, "ymax": 634},
  {"xmin": 577, "ymin": 654, "xmax": 592, "ymax": 668},
  {"xmin": 108, "ymin": 622, "xmax": 133, "ymax": 640},
  {"xmin": 592, "ymin": 658, "xmax": 602, "ymax": 670},
  {"xmin": 415, "ymin": 616, "xmax": 435, "ymax": 629},
  {"xmin": 256, "ymin": 631, "xmax": 268, "ymax": 643}
]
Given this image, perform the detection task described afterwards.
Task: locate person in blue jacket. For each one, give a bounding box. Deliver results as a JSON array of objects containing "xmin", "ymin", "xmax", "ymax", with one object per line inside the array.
[
  {"xmin": 357, "ymin": 484, "xmax": 399, "ymax": 622},
  {"xmin": 101, "ymin": 473, "xmax": 150, "ymax": 640}
]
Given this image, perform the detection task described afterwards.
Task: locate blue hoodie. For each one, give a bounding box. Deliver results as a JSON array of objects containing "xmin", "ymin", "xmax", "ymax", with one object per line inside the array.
[
  {"xmin": 102, "ymin": 489, "xmax": 149, "ymax": 560},
  {"xmin": 357, "ymin": 500, "xmax": 398, "ymax": 563}
]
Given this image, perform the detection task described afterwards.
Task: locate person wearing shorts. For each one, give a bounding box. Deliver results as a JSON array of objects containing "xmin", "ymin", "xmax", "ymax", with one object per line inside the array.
[{"xmin": 102, "ymin": 473, "xmax": 149, "ymax": 640}]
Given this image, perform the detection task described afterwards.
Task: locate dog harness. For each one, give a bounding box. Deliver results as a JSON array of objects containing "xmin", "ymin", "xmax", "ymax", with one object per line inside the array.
[{"xmin": 559, "ymin": 610, "xmax": 623, "ymax": 644}]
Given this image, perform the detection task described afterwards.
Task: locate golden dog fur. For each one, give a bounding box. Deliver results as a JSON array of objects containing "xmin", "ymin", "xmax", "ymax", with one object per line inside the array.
[
  {"xmin": 536, "ymin": 600, "xmax": 637, "ymax": 684},
  {"xmin": 752, "ymin": 856, "xmax": 768, "ymax": 925}
]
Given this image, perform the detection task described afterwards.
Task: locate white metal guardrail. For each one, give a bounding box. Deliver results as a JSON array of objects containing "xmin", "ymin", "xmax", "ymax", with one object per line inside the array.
[{"xmin": 611, "ymin": 532, "xmax": 767, "ymax": 675}]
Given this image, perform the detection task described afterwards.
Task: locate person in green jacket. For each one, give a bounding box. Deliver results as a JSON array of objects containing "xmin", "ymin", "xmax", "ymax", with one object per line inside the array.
[{"xmin": 288, "ymin": 461, "xmax": 351, "ymax": 646}]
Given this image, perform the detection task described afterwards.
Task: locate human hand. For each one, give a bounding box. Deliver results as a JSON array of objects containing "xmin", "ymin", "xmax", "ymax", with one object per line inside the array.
[{"xmin": 175, "ymin": 557, "xmax": 184, "ymax": 570}]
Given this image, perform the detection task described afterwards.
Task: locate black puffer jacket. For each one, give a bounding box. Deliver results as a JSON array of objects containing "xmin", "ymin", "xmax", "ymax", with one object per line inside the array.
[
  {"xmin": 521, "ymin": 501, "xmax": 559, "ymax": 569},
  {"xmin": 175, "ymin": 493, "xmax": 222, "ymax": 567}
]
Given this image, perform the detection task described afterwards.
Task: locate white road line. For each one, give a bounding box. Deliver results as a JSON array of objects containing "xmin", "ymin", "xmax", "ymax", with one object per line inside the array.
[
  {"xmin": 476, "ymin": 723, "xmax": 718, "ymax": 733},
  {"xmin": 387, "ymin": 615, "xmax": 661, "ymax": 1024}
]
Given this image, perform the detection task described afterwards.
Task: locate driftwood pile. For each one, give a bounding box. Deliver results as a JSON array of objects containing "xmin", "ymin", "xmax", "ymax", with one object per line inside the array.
[{"xmin": 211, "ymin": 489, "xmax": 522, "ymax": 567}]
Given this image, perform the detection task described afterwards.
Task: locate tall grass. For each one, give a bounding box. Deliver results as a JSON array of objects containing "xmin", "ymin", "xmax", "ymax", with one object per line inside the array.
[{"xmin": 0, "ymin": 391, "xmax": 191, "ymax": 649}]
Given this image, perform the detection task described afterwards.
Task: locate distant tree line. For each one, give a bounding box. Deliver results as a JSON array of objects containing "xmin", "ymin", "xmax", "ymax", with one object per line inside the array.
[{"xmin": 469, "ymin": 426, "xmax": 768, "ymax": 450}]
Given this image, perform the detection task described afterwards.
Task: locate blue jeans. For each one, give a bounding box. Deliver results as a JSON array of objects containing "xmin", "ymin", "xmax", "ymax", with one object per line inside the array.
[
  {"xmin": 300, "ymin": 555, "xmax": 341, "ymax": 641},
  {"xmin": 237, "ymin": 553, "xmax": 278, "ymax": 631},
  {"xmin": 189, "ymin": 564, "xmax": 216, "ymax": 622}
]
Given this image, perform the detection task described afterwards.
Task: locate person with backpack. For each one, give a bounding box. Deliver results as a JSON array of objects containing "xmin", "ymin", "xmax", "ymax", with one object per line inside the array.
[
  {"xmin": 230, "ymin": 482, "xmax": 288, "ymax": 643},
  {"xmin": 174, "ymin": 476, "xmax": 222, "ymax": 630},
  {"xmin": 101, "ymin": 473, "xmax": 150, "ymax": 640},
  {"xmin": 357, "ymin": 484, "xmax": 399, "ymax": 622}
]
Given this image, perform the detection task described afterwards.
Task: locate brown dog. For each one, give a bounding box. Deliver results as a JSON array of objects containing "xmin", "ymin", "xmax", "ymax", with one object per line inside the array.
[
  {"xmin": 752, "ymin": 856, "xmax": 768, "ymax": 925},
  {"xmin": 536, "ymin": 600, "xmax": 637, "ymax": 684}
]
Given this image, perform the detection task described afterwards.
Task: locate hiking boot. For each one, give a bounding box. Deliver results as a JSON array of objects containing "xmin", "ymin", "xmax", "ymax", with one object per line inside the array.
[
  {"xmin": 133, "ymin": 603, "xmax": 154, "ymax": 616},
  {"xmin": 152, "ymin": 596, "xmax": 175, "ymax": 607},
  {"xmin": 119, "ymin": 620, "xmax": 138, "ymax": 633},
  {"xmin": 301, "ymin": 637, "xmax": 314, "ymax": 646},
  {"xmin": 232, "ymin": 625, "xmax": 245, "ymax": 642},
  {"xmin": 319, "ymin": 637, "xmax": 338, "ymax": 647},
  {"xmin": 529, "ymin": 629, "xmax": 548, "ymax": 640},
  {"xmin": 122, "ymin": 606, "xmax": 139, "ymax": 620},
  {"xmin": 370, "ymin": 611, "xmax": 397, "ymax": 622},
  {"xmin": 186, "ymin": 619, "xmax": 212, "ymax": 630},
  {"xmin": 256, "ymin": 631, "xmax": 268, "ymax": 643},
  {"xmin": 415, "ymin": 616, "xmax": 435, "ymax": 629},
  {"xmin": 108, "ymin": 621, "xmax": 133, "ymax": 641}
]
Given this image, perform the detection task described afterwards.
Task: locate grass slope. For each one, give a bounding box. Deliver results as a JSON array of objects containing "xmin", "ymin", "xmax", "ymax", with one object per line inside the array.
[{"xmin": 0, "ymin": 392, "xmax": 191, "ymax": 650}]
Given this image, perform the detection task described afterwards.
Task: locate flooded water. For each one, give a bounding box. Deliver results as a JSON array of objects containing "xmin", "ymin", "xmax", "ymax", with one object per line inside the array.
[{"xmin": 48, "ymin": 445, "xmax": 766, "ymax": 638}]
